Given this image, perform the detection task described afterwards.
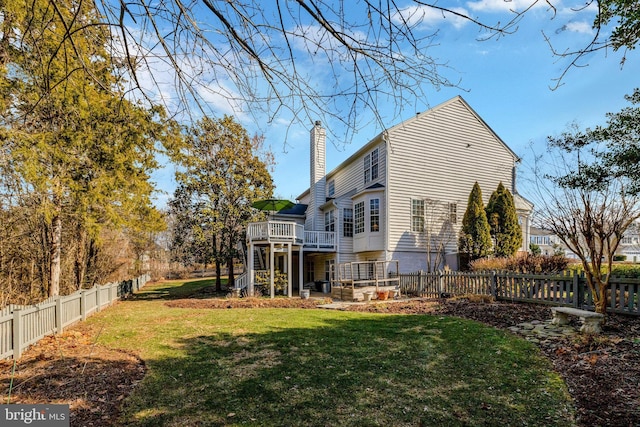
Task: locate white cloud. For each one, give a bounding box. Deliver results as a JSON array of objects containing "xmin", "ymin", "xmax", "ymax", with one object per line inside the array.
[
  {"xmin": 564, "ymin": 21, "xmax": 594, "ymax": 34},
  {"xmin": 466, "ymin": 0, "xmax": 548, "ymax": 13},
  {"xmin": 393, "ymin": 5, "xmax": 471, "ymax": 30}
]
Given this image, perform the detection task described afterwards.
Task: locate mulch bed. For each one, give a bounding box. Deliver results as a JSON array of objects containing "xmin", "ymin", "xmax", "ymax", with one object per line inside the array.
[
  {"xmin": 2, "ymin": 296, "xmax": 639, "ymax": 426},
  {"xmin": 0, "ymin": 328, "xmax": 145, "ymax": 426}
]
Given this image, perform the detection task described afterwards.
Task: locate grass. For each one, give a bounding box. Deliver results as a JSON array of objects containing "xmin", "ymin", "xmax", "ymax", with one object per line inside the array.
[{"xmin": 86, "ymin": 278, "xmax": 575, "ymax": 426}]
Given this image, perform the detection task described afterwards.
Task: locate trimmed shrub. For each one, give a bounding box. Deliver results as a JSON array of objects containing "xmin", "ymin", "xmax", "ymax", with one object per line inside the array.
[{"xmin": 470, "ymin": 253, "xmax": 569, "ymax": 274}]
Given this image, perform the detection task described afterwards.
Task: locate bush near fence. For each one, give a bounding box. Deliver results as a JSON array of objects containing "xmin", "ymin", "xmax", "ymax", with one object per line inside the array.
[
  {"xmin": 398, "ymin": 270, "xmax": 640, "ymax": 316},
  {"xmin": 0, "ymin": 274, "xmax": 151, "ymax": 360}
]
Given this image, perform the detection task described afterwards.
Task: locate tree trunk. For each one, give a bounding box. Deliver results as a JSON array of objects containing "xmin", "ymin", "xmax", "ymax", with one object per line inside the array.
[
  {"xmin": 593, "ymin": 281, "xmax": 609, "ymax": 315},
  {"xmin": 215, "ymin": 261, "xmax": 222, "ymax": 292},
  {"xmin": 227, "ymin": 256, "xmax": 235, "ymax": 288},
  {"xmin": 212, "ymin": 233, "xmax": 222, "ymax": 292},
  {"xmin": 74, "ymin": 228, "xmax": 88, "ymax": 290},
  {"xmin": 49, "ymin": 213, "xmax": 62, "ymax": 297}
]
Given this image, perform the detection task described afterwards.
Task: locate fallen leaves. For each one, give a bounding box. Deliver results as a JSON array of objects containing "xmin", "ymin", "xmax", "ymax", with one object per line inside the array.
[{"xmin": 0, "ymin": 328, "xmax": 145, "ymax": 427}]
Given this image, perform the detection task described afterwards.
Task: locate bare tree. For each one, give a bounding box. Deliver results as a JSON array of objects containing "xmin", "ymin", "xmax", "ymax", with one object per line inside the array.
[
  {"xmin": 530, "ymin": 136, "xmax": 640, "ymax": 315},
  {"xmin": 9, "ymin": 0, "xmax": 634, "ymax": 141},
  {"xmin": 420, "ymin": 198, "xmax": 457, "ymax": 272}
]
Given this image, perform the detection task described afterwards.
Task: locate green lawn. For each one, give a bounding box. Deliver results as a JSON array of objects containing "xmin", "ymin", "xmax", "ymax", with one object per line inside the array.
[{"xmin": 88, "ymin": 279, "xmax": 575, "ymax": 426}]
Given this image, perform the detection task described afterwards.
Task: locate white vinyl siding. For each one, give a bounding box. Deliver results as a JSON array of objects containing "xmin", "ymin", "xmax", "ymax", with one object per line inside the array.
[
  {"xmin": 386, "ymin": 97, "xmax": 517, "ymax": 255},
  {"xmin": 322, "ymin": 141, "xmax": 385, "ymax": 202}
]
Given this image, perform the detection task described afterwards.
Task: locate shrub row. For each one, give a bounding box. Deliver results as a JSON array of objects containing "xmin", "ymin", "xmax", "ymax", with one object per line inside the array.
[{"xmin": 470, "ymin": 254, "xmax": 569, "ymax": 274}]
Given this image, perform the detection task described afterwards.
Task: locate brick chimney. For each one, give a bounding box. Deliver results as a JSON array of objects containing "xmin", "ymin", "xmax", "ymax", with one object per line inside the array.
[{"xmin": 307, "ymin": 121, "xmax": 326, "ymax": 231}]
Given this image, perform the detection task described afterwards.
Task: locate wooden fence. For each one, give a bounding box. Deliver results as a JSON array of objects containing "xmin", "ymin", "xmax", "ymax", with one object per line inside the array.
[
  {"xmin": 399, "ymin": 270, "xmax": 640, "ymax": 316},
  {"xmin": 0, "ymin": 274, "xmax": 150, "ymax": 360}
]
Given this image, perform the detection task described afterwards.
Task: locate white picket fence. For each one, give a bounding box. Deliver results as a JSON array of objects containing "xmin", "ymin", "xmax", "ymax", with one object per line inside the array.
[{"xmin": 0, "ymin": 274, "xmax": 150, "ymax": 360}]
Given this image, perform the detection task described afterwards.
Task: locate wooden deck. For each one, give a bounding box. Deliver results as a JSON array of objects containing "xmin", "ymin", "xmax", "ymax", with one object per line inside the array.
[{"xmin": 331, "ymin": 285, "xmax": 400, "ymax": 302}]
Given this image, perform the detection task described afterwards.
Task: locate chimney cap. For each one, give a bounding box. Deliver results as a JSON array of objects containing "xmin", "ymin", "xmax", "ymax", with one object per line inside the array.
[{"xmin": 315, "ymin": 120, "xmax": 322, "ymax": 126}]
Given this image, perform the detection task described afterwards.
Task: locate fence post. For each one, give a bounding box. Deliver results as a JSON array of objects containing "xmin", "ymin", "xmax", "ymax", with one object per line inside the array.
[
  {"xmin": 96, "ymin": 285, "xmax": 102, "ymax": 312},
  {"xmin": 491, "ymin": 271, "xmax": 497, "ymax": 298},
  {"xmin": 12, "ymin": 309, "xmax": 22, "ymax": 359},
  {"xmin": 573, "ymin": 271, "xmax": 580, "ymax": 308},
  {"xmin": 55, "ymin": 296, "xmax": 63, "ymax": 334},
  {"xmin": 80, "ymin": 290, "xmax": 87, "ymax": 321}
]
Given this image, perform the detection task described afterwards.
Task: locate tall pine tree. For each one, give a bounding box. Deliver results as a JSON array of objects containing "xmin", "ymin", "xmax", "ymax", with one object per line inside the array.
[
  {"xmin": 1, "ymin": 0, "xmax": 181, "ymax": 296},
  {"xmin": 486, "ymin": 182, "xmax": 523, "ymax": 257},
  {"xmin": 458, "ymin": 182, "xmax": 492, "ymax": 267}
]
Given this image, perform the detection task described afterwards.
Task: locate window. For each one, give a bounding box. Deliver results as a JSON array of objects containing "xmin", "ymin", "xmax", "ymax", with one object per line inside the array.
[
  {"xmin": 364, "ymin": 154, "xmax": 371, "ymax": 183},
  {"xmin": 370, "ymin": 198, "xmax": 380, "ymax": 232},
  {"xmin": 328, "ymin": 180, "xmax": 335, "ymax": 197},
  {"xmin": 324, "ymin": 209, "xmax": 335, "ymax": 232},
  {"xmin": 343, "ymin": 208, "xmax": 353, "ymax": 237},
  {"xmin": 364, "ymin": 147, "xmax": 379, "ymax": 184},
  {"xmin": 305, "ymin": 261, "xmax": 315, "ymax": 283},
  {"xmin": 355, "ymin": 202, "xmax": 365, "ymax": 234},
  {"xmin": 325, "ymin": 259, "xmax": 335, "ymax": 282},
  {"xmin": 622, "ymin": 236, "xmax": 633, "ymax": 245},
  {"xmin": 448, "ymin": 203, "xmax": 457, "ymax": 224},
  {"xmin": 411, "ymin": 199, "xmax": 425, "ymax": 232},
  {"xmin": 531, "ymin": 236, "xmax": 552, "ymax": 245},
  {"xmin": 371, "ymin": 148, "xmax": 379, "ymax": 180}
]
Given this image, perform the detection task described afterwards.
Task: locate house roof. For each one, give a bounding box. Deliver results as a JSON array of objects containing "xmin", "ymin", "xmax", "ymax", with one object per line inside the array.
[
  {"xmin": 530, "ymin": 226, "xmax": 555, "ymax": 236},
  {"xmin": 352, "ymin": 182, "xmax": 385, "ymax": 199},
  {"xmin": 513, "ymin": 193, "xmax": 534, "ymax": 212},
  {"xmin": 274, "ymin": 203, "xmax": 307, "ymax": 216},
  {"xmin": 297, "ymin": 96, "xmax": 520, "ymax": 201}
]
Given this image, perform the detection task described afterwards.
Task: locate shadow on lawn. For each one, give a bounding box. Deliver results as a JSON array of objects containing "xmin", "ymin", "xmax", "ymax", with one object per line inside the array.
[
  {"xmin": 118, "ymin": 314, "xmax": 575, "ymax": 427},
  {"xmin": 129, "ymin": 279, "xmax": 229, "ymax": 301}
]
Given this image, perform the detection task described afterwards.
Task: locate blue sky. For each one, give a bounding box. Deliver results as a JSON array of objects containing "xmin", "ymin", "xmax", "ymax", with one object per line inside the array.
[{"xmin": 148, "ymin": 1, "xmax": 639, "ymax": 207}]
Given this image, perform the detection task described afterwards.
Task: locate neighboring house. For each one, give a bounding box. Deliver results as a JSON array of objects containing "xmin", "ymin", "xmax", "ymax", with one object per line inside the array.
[
  {"xmin": 615, "ymin": 222, "xmax": 640, "ymax": 262},
  {"xmin": 530, "ymin": 223, "xmax": 640, "ymax": 262},
  {"xmin": 242, "ymin": 96, "xmax": 533, "ymax": 296},
  {"xmin": 529, "ymin": 227, "xmax": 571, "ymax": 257}
]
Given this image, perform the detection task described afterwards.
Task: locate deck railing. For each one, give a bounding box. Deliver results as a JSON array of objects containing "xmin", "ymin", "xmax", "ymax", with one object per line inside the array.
[
  {"xmin": 303, "ymin": 231, "xmax": 335, "ymax": 250},
  {"xmin": 247, "ymin": 221, "xmax": 304, "ymax": 244},
  {"xmin": 246, "ymin": 221, "xmax": 335, "ymax": 250}
]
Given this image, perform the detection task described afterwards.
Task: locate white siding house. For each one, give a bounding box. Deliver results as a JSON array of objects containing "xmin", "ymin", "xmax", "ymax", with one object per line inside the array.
[{"xmin": 244, "ymin": 96, "xmax": 533, "ymax": 296}]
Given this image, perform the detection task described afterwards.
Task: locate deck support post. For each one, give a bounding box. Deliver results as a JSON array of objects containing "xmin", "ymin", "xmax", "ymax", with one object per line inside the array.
[
  {"xmin": 287, "ymin": 242, "xmax": 292, "ymax": 297},
  {"xmin": 298, "ymin": 246, "xmax": 304, "ymax": 296},
  {"xmin": 248, "ymin": 242, "xmax": 255, "ymax": 296},
  {"xmin": 270, "ymin": 242, "xmax": 275, "ymax": 299}
]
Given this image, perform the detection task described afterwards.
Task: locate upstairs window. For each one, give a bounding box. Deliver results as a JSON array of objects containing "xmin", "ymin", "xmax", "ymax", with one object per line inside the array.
[
  {"xmin": 364, "ymin": 147, "xmax": 379, "ymax": 184},
  {"xmin": 324, "ymin": 209, "xmax": 335, "ymax": 232},
  {"xmin": 328, "ymin": 180, "xmax": 335, "ymax": 197},
  {"xmin": 371, "ymin": 148, "xmax": 379, "ymax": 180},
  {"xmin": 343, "ymin": 208, "xmax": 353, "ymax": 237},
  {"xmin": 355, "ymin": 202, "xmax": 365, "ymax": 234},
  {"xmin": 370, "ymin": 198, "xmax": 380, "ymax": 232},
  {"xmin": 411, "ymin": 199, "xmax": 425, "ymax": 232},
  {"xmin": 448, "ymin": 203, "xmax": 457, "ymax": 224}
]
